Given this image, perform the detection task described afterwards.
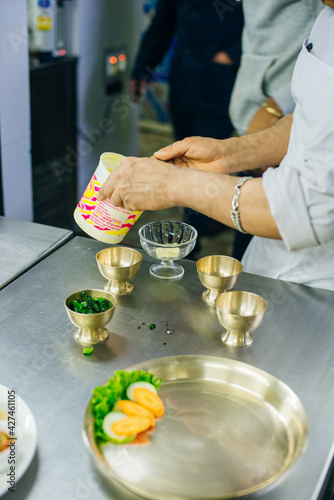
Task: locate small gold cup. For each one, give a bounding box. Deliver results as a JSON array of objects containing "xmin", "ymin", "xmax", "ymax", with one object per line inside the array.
[
  {"xmin": 65, "ymin": 289, "xmax": 116, "ymax": 348},
  {"xmin": 196, "ymin": 255, "xmax": 243, "ymax": 306},
  {"xmin": 216, "ymin": 291, "xmax": 267, "ymax": 347},
  {"xmin": 96, "ymin": 247, "xmax": 142, "ymax": 295}
]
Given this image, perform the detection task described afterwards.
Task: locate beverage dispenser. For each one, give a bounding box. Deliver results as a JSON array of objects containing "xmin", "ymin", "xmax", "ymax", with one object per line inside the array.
[{"xmin": 27, "ymin": 0, "xmax": 68, "ymax": 61}]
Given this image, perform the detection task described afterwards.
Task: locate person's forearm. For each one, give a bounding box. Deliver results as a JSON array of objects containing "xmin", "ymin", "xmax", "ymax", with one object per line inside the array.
[
  {"xmin": 155, "ymin": 113, "xmax": 293, "ymax": 175},
  {"xmin": 223, "ymin": 113, "xmax": 293, "ymax": 174},
  {"xmin": 97, "ymin": 156, "xmax": 281, "ymax": 240},
  {"xmin": 170, "ymin": 168, "xmax": 280, "ymax": 239}
]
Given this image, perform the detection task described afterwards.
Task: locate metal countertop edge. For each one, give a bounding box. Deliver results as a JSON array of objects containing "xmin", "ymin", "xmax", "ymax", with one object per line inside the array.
[{"xmin": 0, "ymin": 230, "xmax": 73, "ymax": 291}]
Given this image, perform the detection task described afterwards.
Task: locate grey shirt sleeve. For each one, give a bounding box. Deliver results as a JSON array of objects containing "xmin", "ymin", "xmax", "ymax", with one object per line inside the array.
[{"xmin": 271, "ymin": 84, "xmax": 296, "ymax": 116}]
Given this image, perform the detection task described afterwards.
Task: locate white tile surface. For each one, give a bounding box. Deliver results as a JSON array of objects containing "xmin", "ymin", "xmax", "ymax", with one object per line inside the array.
[
  {"xmin": 65, "ymin": 0, "xmax": 79, "ymax": 55},
  {"xmin": 1, "ymin": 136, "xmax": 33, "ymax": 221},
  {"xmin": 71, "ymin": 0, "xmax": 141, "ymax": 198},
  {"xmin": 77, "ymin": 0, "xmax": 126, "ymax": 56},
  {"xmin": 77, "ymin": 53, "xmax": 105, "ymax": 127},
  {"xmin": 76, "ymin": 51, "xmax": 138, "ymax": 197}
]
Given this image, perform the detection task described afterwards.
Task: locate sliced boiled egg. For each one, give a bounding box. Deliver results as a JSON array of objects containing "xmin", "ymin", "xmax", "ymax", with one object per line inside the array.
[
  {"xmin": 102, "ymin": 411, "xmax": 137, "ymax": 444},
  {"xmin": 126, "ymin": 381, "xmax": 157, "ymax": 402}
]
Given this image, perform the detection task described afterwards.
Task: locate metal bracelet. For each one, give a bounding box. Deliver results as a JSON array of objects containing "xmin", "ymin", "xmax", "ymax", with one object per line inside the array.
[
  {"xmin": 230, "ymin": 176, "xmax": 252, "ymax": 234},
  {"xmin": 261, "ymin": 102, "xmax": 283, "ymax": 119}
]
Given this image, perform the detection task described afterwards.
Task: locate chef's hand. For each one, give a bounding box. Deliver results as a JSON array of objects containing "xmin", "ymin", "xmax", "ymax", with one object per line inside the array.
[
  {"xmin": 96, "ymin": 156, "xmax": 179, "ymax": 211},
  {"xmin": 247, "ymin": 97, "xmax": 282, "ymax": 135},
  {"xmin": 154, "ymin": 136, "xmax": 232, "ymax": 174},
  {"xmin": 129, "ymin": 79, "xmax": 147, "ymax": 103}
]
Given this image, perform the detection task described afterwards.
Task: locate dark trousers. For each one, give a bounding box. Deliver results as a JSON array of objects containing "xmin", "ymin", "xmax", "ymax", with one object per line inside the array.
[{"xmin": 169, "ymin": 104, "xmax": 233, "ymax": 142}]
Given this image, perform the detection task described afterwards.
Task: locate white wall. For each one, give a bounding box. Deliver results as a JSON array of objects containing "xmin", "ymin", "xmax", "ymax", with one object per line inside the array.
[{"xmin": 0, "ymin": 0, "xmax": 33, "ymax": 221}]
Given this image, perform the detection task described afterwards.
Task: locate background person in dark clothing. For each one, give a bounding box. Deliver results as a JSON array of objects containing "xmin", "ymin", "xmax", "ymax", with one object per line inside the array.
[{"xmin": 130, "ymin": 0, "xmax": 244, "ymax": 258}]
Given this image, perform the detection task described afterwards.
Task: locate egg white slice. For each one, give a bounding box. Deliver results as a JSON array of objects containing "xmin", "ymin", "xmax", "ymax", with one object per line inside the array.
[
  {"xmin": 126, "ymin": 382, "xmax": 157, "ymax": 402},
  {"xmin": 102, "ymin": 411, "xmax": 136, "ymax": 444}
]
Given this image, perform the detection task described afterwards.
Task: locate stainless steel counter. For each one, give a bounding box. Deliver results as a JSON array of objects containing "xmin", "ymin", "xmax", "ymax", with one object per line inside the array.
[
  {"xmin": 0, "ymin": 217, "xmax": 73, "ymax": 289},
  {"xmin": 1, "ymin": 235, "xmax": 334, "ymax": 500}
]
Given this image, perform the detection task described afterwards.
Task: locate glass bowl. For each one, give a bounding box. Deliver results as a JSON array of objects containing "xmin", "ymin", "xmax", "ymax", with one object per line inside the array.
[{"xmin": 138, "ymin": 221, "xmax": 198, "ymax": 280}]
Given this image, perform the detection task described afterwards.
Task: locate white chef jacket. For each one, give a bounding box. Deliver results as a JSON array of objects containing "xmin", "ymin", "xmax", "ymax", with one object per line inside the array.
[{"xmin": 242, "ymin": 6, "xmax": 334, "ymax": 291}]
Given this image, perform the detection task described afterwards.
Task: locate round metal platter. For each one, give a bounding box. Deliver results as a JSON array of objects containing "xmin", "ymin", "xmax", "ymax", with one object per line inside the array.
[{"xmin": 83, "ymin": 355, "xmax": 308, "ymax": 500}]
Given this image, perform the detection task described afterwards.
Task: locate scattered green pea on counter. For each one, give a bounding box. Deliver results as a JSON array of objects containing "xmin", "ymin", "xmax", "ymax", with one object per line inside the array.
[{"xmin": 83, "ymin": 348, "xmax": 94, "ymax": 356}]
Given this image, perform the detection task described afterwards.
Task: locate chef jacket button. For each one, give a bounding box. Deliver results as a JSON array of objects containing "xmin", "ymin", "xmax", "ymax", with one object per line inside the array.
[{"xmin": 306, "ymin": 42, "xmax": 313, "ymax": 52}]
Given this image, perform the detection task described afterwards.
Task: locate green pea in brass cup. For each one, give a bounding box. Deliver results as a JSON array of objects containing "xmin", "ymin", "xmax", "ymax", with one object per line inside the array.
[
  {"xmin": 96, "ymin": 247, "xmax": 142, "ymax": 295},
  {"xmin": 196, "ymin": 255, "xmax": 243, "ymax": 306},
  {"xmin": 216, "ymin": 291, "xmax": 267, "ymax": 347},
  {"xmin": 65, "ymin": 289, "xmax": 116, "ymax": 348}
]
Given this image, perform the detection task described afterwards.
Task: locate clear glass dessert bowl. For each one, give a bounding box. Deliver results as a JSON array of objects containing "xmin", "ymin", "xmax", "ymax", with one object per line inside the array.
[{"xmin": 138, "ymin": 221, "xmax": 198, "ymax": 280}]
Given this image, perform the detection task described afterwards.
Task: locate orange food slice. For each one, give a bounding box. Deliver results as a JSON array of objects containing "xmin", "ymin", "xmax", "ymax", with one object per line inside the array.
[
  {"xmin": 132, "ymin": 387, "xmax": 165, "ymax": 418},
  {"xmin": 117, "ymin": 400, "xmax": 156, "ymax": 427},
  {"xmin": 111, "ymin": 415, "xmax": 152, "ymax": 436}
]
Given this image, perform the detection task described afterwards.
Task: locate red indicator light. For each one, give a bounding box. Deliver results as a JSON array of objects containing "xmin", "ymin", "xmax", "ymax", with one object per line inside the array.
[
  {"xmin": 109, "ymin": 56, "xmax": 117, "ymax": 64},
  {"xmin": 118, "ymin": 53, "xmax": 126, "ymax": 62},
  {"xmin": 59, "ymin": 49, "xmax": 66, "ymax": 56}
]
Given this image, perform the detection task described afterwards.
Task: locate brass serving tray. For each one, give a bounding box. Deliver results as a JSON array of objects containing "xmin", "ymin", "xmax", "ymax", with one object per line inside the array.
[{"xmin": 83, "ymin": 355, "xmax": 308, "ymax": 500}]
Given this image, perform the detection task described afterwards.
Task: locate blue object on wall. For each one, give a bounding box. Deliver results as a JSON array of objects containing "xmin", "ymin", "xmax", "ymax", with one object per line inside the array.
[
  {"xmin": 142, "ymin": 0, "xmax": 156, "ymax": 15},
  {"xmin": 38, "ymin": 0, "xmax": 51, "ymax": 7}
]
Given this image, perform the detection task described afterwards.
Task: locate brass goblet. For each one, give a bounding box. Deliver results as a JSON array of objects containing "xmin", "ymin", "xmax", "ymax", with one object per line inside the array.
[
  {"xmin": 216, "ymin": 291, "xmax": 267, "ymax": 347},
  {"xmin": 196, "ymin": 255, "xmax": 243, "ymax": 306},
  {"xmin": 65, "ymin": 289, "xmax": 116, "ymax": 348},
  {"xmin": 96, "ymin": 247, "xmax": 142, "ymax": 295}
]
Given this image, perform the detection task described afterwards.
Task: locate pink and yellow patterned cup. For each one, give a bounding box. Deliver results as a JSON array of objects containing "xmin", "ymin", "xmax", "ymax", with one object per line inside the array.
[{"xmin": 73, "ymin": 152, "xmax": 142, "ymax": 244}]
